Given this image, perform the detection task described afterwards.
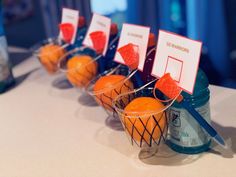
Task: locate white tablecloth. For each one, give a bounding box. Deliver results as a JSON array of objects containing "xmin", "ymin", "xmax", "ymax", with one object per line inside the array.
[{"xmin": 1, "ymin": 57, "xmax": 236, "ymax": 177}]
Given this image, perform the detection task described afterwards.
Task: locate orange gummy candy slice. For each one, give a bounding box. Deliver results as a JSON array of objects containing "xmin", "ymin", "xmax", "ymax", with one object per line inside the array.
[{"xmin": 117, "ymin": 43, "xmax": 139, "ymax": 70}]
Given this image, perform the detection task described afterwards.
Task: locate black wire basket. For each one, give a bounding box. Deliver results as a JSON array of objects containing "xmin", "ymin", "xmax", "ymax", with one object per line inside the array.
[
  {"xmin": 112, "ymin": 86, "xmax": 175, "ymax": 149},
  {"xmin": 58, "ymin": 46, "xmax": 100, "ymax": 90},
  {"xmin": 86, "ymin": 64, "xmax": 135, "ymax": 118},
  {"xmin": 32, "ymin": 37, "xmax": 68, "ymax": 74}
]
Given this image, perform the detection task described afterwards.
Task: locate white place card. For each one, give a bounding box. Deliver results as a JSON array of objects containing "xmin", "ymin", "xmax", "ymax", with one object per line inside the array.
[
  {"xmin": 59, "ymin": 8, "xmax": 79, "ymax": 44},
  {"xmin": 152, "ymin": 30, "xmax": 202, "ymax": 94},
  {"xmin": 114, "ymin": 24, "xmax": 150, "ymax": 71},
  {"xmin": 83, "ymin": 13, "xmax": 111, "ymax": 55}
]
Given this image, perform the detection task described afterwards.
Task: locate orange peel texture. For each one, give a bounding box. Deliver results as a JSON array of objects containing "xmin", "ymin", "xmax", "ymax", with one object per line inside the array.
[
  {"xmin": 122, "ymin": 97, "xmax": 166, "ymax": 145},
  {"xmin": 39, "ymin": 44, "xmax": 66, "ymax": 74},
  {"xmin": 66, "ymin": 55, "xmax": 97, "ymax": 88},
  {"xmin": 93, "ymin": 75, "xmax": 134, "ymax": 112}
]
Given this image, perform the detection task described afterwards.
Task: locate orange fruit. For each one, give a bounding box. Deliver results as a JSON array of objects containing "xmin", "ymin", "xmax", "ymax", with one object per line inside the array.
[
  {"xmin": 122, "ymin": 97, "xmax": 166, "ymax": 144},
  {"xmin": 39, "ymin": 44, "xmax": 66, "ymax": 73},
  {"xmin": 66, "ymin": 55, "xmax": 97, "ymax": 88},
  {"xmin": 93, "ymin": 75, "xmax": 134, "ymax": 111}
]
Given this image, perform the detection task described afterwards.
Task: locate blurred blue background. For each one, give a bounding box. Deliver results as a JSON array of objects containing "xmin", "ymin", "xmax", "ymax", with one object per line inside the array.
[{"xmin": 2, "ymin": 0, "xmax": 236, "ymax": 88}]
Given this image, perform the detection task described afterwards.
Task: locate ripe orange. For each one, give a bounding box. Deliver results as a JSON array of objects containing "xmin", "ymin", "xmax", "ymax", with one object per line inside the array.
[
  {"xmin": 93, "ymin": 75, "xmax": 134, "ymax": 111},
  {"xmin": 39, "ymin": 44, "xmax": 66, "ymax": 73},
  {"xmin": 122, "ymin": 97, "xmax": 166, "ymax": 144},
  {"xmin": 66, "ymin": 55, "xmax": 97, "ymax": 88}
]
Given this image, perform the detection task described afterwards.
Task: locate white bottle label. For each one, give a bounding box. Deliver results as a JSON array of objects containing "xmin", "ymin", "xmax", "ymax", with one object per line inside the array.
[{"xmin": 168, "ymin": 102, "xmax": 211, "ymax": 147}]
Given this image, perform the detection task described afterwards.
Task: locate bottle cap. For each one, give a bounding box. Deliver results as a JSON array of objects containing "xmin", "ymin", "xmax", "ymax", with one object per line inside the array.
[
  {"xmin": 78, "ymin": 16, "xmax": 85, "ymax": 28},
  {"xmin": 148, "ymin": 33, "xmax": 156, "ymax": 47},
  {"xmin": 110, "ymin": 23, "xmax": 118, "ymax": 35}
]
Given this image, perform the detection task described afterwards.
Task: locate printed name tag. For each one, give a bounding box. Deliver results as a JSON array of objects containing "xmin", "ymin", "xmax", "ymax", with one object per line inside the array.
[
  {"xmin": 114, "ymin": 24, "xmax": 150, "ymax": 71},
  {"xmin": 59, "ymin": 8, "xmax": 79, "ymax": 44},
  {"xmin": 151, "ymin": 30, "xmax": 202, "ymax": 94},
  {"xmin": 83, "ymin": 13, "xmax": 111, "ymax": 55}
]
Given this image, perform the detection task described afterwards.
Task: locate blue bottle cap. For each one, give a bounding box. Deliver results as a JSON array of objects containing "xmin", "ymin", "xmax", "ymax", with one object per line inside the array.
[{"xmin": 174, "ymin": 68, "xmax": 210, "ymax": 108}]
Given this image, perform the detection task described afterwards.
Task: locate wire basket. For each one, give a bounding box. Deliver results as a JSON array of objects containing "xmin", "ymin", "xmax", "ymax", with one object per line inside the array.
[
  {"xmin": 112, "ymin": 84, "xmax": 177, "ymax": 150},
  {"xmin": 86, "ymin": 65, "xmax": 135, "ymax": 118},
  {"xmin": 31, "ymin": 37, "xmax": 68, "ymax": 74},
  {"xmin": 58, "ymin": 46, "xmax": 100, "ymax": 90}
]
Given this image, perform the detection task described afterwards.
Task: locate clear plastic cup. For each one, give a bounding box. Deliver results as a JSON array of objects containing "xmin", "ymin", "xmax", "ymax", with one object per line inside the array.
[
  {"xmin": 58, "ymin": 46, "xmax": 100, "ymax": 91},
  {"xmin": 112, "ymin": 85, "xmax": 175, "ymax": 158},
  {"xmin": 86, "ymin": 65, "xmax": 135, "ymax": 118},
  {"xmin": 31, "ymin": 37, "xmax": 68, "ymax": 74}
]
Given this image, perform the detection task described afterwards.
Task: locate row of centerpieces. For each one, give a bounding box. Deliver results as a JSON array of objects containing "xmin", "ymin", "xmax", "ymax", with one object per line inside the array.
[{"xmin": 31, "ymin": 9, "xmax": 224, "ymax": 157}]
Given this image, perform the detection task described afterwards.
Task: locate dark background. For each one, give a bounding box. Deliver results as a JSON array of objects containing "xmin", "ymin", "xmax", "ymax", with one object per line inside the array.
[{"xmin": 3, "ymin": 0, "xmax": 236, "ymax": 89}]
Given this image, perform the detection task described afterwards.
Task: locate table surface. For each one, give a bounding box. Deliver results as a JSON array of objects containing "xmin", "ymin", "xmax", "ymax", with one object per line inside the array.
[{"xmin": 1, "ymin": 57, "xmax": 236, "ymax": 177}]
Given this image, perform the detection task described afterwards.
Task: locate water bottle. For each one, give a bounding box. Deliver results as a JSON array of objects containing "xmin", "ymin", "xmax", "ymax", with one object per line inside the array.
[
  {"xmin": 130, "ymin": 33, "xmax": 156, "ymax": 88},
  {"xmin": 98, "ymin": 23, "xmax": 119, "ymax": 73},
  {"xmin": 74, "ymin": 16, "xmax": 87, "ymax": 48},
  {"xmin": 0, "ymin": 5, "xmax": 15, "ymax": 93},
  {"xmin": 140, "ymin": 33, "xmax": 156, "ymax": 85},
  {"xmin": 104, "ymin": 23, "xmax": 119, "ymax": 71},
  {"xmin": 71, "ymin": 16, "xmax": 96, "ymax": 59},
  {"xmin": 166, "ymin": 68, "xmax": 211, "ymax": 154}
]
